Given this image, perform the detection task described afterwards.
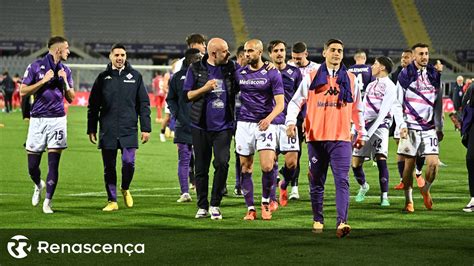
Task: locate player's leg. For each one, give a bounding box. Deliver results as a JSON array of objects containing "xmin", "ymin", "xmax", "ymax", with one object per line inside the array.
[
  {"xmin": 120, "ymin": 147, "xmax": 136, "ymax": 208},
  {"xmin": 101, "ymin": 149, "xmax": 119, "ymax": 211},
  {"xmin": 464, "ymin": 127, "xmax": 474, "ymax": 212},
  {"xmin": 25, "ymin": 117, "xmax": 46, "ymax": 206},
  {"xmin": 307, "ymin": 142, "xmax": 329, "ymax": 233},
  {"xmin": 236, "ymin": 122, "xmax": 257, "ymax": 220},
  {"xmin": 329, "ymin": 141, "xmax": 352, "ymax": 237},
  {"xmin": 352, "ymin": 138, "xmax": 370, "ymax": 202},
  {"xmin": 256, "ymin": 125, "xmax": 277, "ymax": 220},
  {"xmin": 177, "ymin": 143, "xmax": 192, "ymax": 202}
]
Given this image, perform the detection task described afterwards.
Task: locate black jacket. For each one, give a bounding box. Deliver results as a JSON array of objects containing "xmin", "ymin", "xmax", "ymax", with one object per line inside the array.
[
  {"xmin": 167, "ymin": 68, "xmax": 192, "ymax": 144},
  {"xmin": 0, "ymin": 74, "xmax": 14, "ymax": 93},
  {"xmin": 187, "ymin": 54, "xmax": 238, "ymax": 129},
  {"xmin": 87, "ymin": 62, "xmax": 151, "ymax": 149}
]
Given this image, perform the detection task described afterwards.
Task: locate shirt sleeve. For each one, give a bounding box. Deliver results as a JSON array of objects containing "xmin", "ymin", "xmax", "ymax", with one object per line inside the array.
[
  {"xmin": 271, "ymin": 69, "xmax": 284, "ymax": 96},
  {"xmin": 352, "ymin": 77, "xmax": 367, "ymax": 141},
  {"xmin": 22, "ymin": 64, "xmax": 35, "ymax": 86},
  {"xmin": 285, "ymin": 72, "xmax": 310, "ymax": 126},
  {"xmin": 182, "ymin": 66, "xmax": 195, "ymax": 93}
]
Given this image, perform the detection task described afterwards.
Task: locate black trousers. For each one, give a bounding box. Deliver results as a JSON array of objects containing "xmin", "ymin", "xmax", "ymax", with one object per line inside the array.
[
  {"xmin": 467, "ymin": 124, "xmax": 474, "ymax": 197},
  {"xmin": 4, "ymin": 91, "xmax": 13, "ymax": 113},
  {"xmin": 192, "ymin": 128, "xmax": 232, "ymax": 209}
]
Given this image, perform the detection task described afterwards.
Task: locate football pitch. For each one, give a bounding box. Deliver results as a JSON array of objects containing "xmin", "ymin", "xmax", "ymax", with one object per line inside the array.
[{"xmin": 0, "ymin": 107, "xmax": 472, "ymax": 264}]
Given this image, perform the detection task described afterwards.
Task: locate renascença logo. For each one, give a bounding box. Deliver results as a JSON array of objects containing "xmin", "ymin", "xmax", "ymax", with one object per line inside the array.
[{"xmin": 7, "ymin": 235, "xmax": 32, "ymax": 259}]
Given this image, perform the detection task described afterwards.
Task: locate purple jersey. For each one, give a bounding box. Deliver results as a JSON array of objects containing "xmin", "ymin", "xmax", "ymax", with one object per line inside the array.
[
  {"xmin": 183, "ymin": 62, "xmax": 233, "ymax": 131},
  {"xmin": 22, "ymin": 54, "xmax": 73, "ymax": 118},
  {"xmin": 348, "ymin": 64, "xmax": 374, "ymax": 95},
  {"xmin": 236, "ymin": 65, "xmax": 284, "ymax": 123},
  {"xmin": 273, "ymin": 65, "xmax": 303, "ymax": 125}
]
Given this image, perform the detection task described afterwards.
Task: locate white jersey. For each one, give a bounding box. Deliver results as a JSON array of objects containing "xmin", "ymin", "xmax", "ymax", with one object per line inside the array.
[
  {"xmin": 363, "ymin": 76, "xmax": 405, "ymax": 138},
  {"xmin": 399, "ymin": 69, "xmax": 443, "ymax": 131},
  {"xmin": 288, "ymin": 61, "xmax": 320, "ymax": 79}
]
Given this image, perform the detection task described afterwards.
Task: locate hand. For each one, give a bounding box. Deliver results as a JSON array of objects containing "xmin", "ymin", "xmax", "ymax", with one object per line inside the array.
[
  {"xmin": 204, "ymin": 79, "xmax": 218, "ymax": 92},
  {"xmin": 286, "ymin": 124, "xmax": 296, "ymax": 138},
  {"xmin": 88, "ymin": 133, "xmax": 97, "ymax": 144},
  {"xmin": 42, "ymin": 69, "xmax": 54, "ymax": 84},
  {"xmin": 436, "ymin": 131, "xmax": 444, "ymax": 142},
  {"xmin": 353, "ymin": 139, "xmax": 365, "ymax": 149},
  {"xmin": 141, "ymin": 132, "xmax": 150, "ymax": 144},
  {"xmin": 264, "ymin": 61, "xmax": 276, "ymax": 70},
  {"xmin": 400, "ymin": 128, "xmax": 408, "ymax": 139},
  {"xmin": 258, "ymin": 118, "xmax": 271, "ymax": 131},
  {"xmin": 58, "ymin": 68, "xmax": 67, "ymax": 80}
]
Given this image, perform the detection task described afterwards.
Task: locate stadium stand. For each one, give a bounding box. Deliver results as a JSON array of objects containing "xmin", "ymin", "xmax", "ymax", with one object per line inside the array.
[
  {"xmin": 240, "ymin": 0, "xmax": 407, "ymax": 49},
  {"xmin": 0, "ymin": 0, "xmax": 51, "ymax": 41},
  {"xmin": 62, "ymin": 0, "xmax": 235, "ymax": 45},
  {"xmin": 415, "ymin": 0, "xmax": 474, "ymax": 51}
]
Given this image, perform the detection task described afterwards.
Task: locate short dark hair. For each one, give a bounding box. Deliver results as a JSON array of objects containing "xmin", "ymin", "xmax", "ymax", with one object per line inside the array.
[
  {"xmin": 376, "ymin": 56, "xmax": 394, "ymax": 74},
  {"xmin": 110, "ymin": 43, "xmax": 127, "ymax": 52},
  {"xmin": 2, "ymin": 71, "xmax": 9, "ymax": 76},
  {"xmin": 411, "ymin": 43, "xmax": 429, "ymax": 50},
  {"xmin": 403, "ymin": 49, "xmax": 412, "ymax": 54},
  {"xmin": 186, "ymin": 33, "xmax": 206, "ymax": 47},
  {"xmin": 354, "ymin": 49, "xmax": 366, "ymax": 57},
  {"xmin": 267, "ymin": 40, "xmax": 287, "ymax": 53},
  {"xmin": 292, "ymin": 42, "xmax": 307, "ymax": 53},
  {"xmin": 47, "ymin": 36, "xmax": 68, "ymax": 48},
  {"xmin": 324, "ymin": 39, "xmax": 344, "ymax": 50},
  {"xmin": 236, "ymin": 45, "xmax": 245, "ymax": 56},
  {"xmin": 184, "ymin": 48, "xmax": 202, "ymax": 67}
]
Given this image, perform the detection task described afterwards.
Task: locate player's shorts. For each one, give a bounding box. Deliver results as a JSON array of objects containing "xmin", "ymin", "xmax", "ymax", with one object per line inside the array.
[
  {"xmin": 275, "ymin": 124, "xmax": 299, "ymax": 152},
  {"xmin": 353, "ymin": 127, "xmax": 389, "ymax": 160},
  {"xmin": 397, "ymin": 129, "xmax": 439, "ymax": 157},
  {"xmin": 164, "ymin": 101, "xmax": 170, "ymax": 114},
  {"xmin": 235, "ymin": 121, "xmax": 277, "ymax": 156},
  {"xmin": 25, "ymin": 116, "xmax": 67, "ymax": 153}
]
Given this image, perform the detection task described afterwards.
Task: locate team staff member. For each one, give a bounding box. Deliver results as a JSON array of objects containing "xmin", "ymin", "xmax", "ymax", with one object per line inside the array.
[
  {"xmin": 87, "ymin": 43, "xmax": 151, "ymax": 212},
  {"xmin": 184, "ymin": 38, "xmax": 238, "ymax": 220}
]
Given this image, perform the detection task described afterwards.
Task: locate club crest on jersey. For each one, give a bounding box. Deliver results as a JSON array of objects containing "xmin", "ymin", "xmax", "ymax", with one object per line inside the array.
[
  {"xmin": 240, "ymin": 70, "xmax": 247, "ymax": 74},
  {"xmin": 260, "ymin": 69, "xmax": 267, "ymax": 75},
  {"xmin": 40, "ymin": 65, "xmax": 45, "ymax": 70},
  {"xmin": 287, "ymin": 69, "xmax": 293, "ymax": 75},
  {"xmin": 126, "ymin": 73, "xmax": 133, "ymax": 79},
  {"xmin": 104, "ymin": 76, "xmax": 112, "ymax": 80}
]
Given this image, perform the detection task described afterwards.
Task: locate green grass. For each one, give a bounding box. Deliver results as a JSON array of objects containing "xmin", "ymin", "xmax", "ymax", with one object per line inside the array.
[{"xmin": 0, "ymin": 107, "xmax": 472, "ymax": 265}]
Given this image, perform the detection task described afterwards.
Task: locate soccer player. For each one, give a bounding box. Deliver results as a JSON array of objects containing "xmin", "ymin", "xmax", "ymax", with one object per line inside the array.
[
  {"xmin": 391, "ymin": 50, "xmax": 425, "ymax": 191},
  {"xmin": 20, "ymin": 36, "xmax": 75, "ymax": 214},
  {"xmin": 351, "ymin": 56, "xmax": 405, "ymax": 206},
  {"xmin": 236, "ymin": 39, "xmax": 284, "ymax": 220},
  {"xmin": 233, "ymin": 45, "xmax": 246, "ymax": 197},
  {"xmin": 152, "ymin": 71, "xmax": 166, "ymax": 123},
  {"xmin": 87, "ymin": 43, "xmax": 151, "ymax": 211},
  {"xmin": 167, "ymin": 48, "xmax": 202, "ymax": 203},
  {"xmin": 286, "ymin": 41, "xmax": 321, "ymax": 200},
  {"xmin": 397, "ymin": 43, "xmax": 443, "ymax": 213},
  {"xmin": 267, "ymin": 40, "xmax": 302, "ymax": 210},
  {"xmin": 286, "ymin": 39, "xmax": 366, "ymax": 237},
  {"xmin": 348, "ymin": 50, "xmax": 374, "ymax": 99},
  {"xmin": 184, "ymin": 38, "xmax": 238, "ymax": 220}
]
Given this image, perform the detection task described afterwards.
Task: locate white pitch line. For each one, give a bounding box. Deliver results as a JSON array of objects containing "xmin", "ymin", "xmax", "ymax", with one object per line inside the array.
[{"xmin": 67, "ymin": 187, "xmax": 181, "ymax": 196}]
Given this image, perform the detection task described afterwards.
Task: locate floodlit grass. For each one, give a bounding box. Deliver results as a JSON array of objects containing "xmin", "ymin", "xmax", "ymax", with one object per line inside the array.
[{"xmin": 0, "ymin": 107, "xmax": 472, "ymax": 264}]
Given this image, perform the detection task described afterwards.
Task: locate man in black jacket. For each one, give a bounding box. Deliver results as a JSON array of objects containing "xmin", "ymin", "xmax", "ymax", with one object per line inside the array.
[
  {"xmin": 87, "ymin": 43, "xmax": 151, "ymax": 211},
  {"xmin": 184, "ymin": 38, "xmax": 237, "ymax": 220},
  {"xmin": 1, "ymin": 71, "xmax": 15, "ymax": 113},
  {"xmin": 167, "ymin": 48, "xmax": 202, "ymax": 203}
]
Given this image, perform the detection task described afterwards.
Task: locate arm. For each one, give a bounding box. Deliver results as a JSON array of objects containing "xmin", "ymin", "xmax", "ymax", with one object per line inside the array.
[
  {"xmin": 433, "ymin": 87, "xmax": 444, "ymax": 141},
  {"xmin": 58, "ymin": 68, "xmax": 75, "ymax": 103},
  {"xmin": 20, "ymin": 69, "xmax": 54, "ymax": 97},
  {"xmin": 352, "ymin": 78, "xmax": 367, "ymax": 147},
  {"xmin": 166, "ymin": 75, "xmax": 179, "ymax": 118},
  {"xmin": 258, "ymin": 94, "xmax": 284, "ymax": 131},
  {"xmin": 285, "ymin": 74, "xmax": 310, "ymax": 137},
  {"xmin": 187, "ymin": 79, "xmax": 216, "ymax": 101},
  {"xmin": 136, "ymin": 75, "xmax": 152, "ymax": 144},
  {"xmin": 87, "ymin": 75, "xmax": 102, "ymax": 144}
]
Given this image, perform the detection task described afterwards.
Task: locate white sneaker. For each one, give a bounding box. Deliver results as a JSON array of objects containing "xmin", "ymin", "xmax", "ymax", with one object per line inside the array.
[
  {"xmin": 177, "ymin": 193, "xmax": 192, "ymax": 203},
  {"xmin": 463, "ymin": 203, "xmax": 474, "ymax": 213},
  {"xmin": 195, "ymin": 208, "xmax": 209, "ymax": 218},
  {"xmin": 32, "ymin": 180, "xmax": 45, "ymax": 206},
  {"xmin": 160, "ymin": 133, "xmax": 166, "ymax": 142},
  {"xmin": 42, "ymin": 198, "xmax": 53, "ymax": 214},
  {"xmin": 355, "ymin": 183, "xmax": 370, "ymax": 202},
  {"xmin": 289, "ymin": 186, "xmax": 300, "ymax": 200},
  {"xmin": 210, "ymin": 206, "xmax": 222, "ymax": 220}
]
